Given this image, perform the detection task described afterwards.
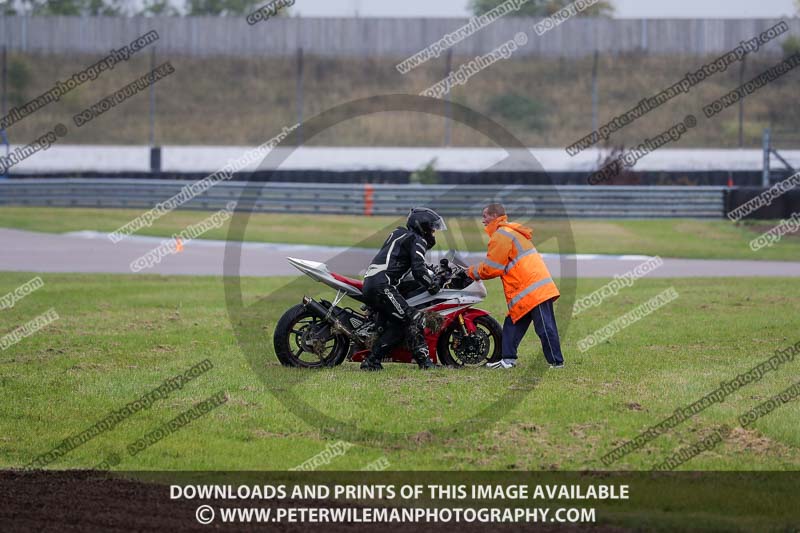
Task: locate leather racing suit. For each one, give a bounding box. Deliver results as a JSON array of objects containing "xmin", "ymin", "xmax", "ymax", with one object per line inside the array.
[{"xmin": 361, "ymin": 226, "xmax": 437, "ymax": 370}]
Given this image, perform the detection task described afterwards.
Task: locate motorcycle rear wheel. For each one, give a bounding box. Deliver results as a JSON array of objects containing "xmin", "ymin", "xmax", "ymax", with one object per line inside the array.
[
  {"xmin": 437, "ymin": 314, "xmax": 502, "ymax": 367},
  {"xmin": 273, "ymin": 304, "xmax": 350, "ymax": 368}
]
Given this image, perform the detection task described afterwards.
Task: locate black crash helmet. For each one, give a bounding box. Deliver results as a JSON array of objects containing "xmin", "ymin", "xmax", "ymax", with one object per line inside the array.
[{"xmin": 406, "ymin": 207, "xmax": 447, "ymax": 249}]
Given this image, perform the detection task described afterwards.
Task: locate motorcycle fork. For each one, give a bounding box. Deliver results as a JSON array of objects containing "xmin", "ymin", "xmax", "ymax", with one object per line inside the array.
[
  {"xmin": 452, "ymin": 315, "xmax": 474, "ymax": 351},
  {"xmin": 459, "ymin": 313, "xmax": 477, "ymax": 334},
  {"xmin": 457, "ymin": 314, "xmax": 468, "ymax": 335}
]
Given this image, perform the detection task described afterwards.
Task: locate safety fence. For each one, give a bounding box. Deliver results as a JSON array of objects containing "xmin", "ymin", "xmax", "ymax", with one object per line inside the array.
[{"xmin": 0, "ymin": 179, "xmax": 727, "ymax": 218}]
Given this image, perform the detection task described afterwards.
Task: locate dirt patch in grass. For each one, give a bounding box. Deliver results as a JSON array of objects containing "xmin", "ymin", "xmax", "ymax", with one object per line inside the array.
[
  {"xmin": 66, "ymin": 362, "xmax": 108, "ymax": 373},
  {"xmin": 725, "ymin": 427, "xmax": 793, "ymax": 457},
  {"xmin": 598, "ymin": 380, "xmax": 622, "ymax": 396},
  {"xmin": 569, "ymin": 423, "xmax": 604, "ymax": 443},
  {"xmin": 229, "ymin": 397, "xmax": 262, "ymax": 408},
  {"xmin": 251, "ymin": 429, "xmax": 321, "ymax": 440},
  {"xmin": 411, "ymin": 431, "xmax": 434, "ymax": 445}
]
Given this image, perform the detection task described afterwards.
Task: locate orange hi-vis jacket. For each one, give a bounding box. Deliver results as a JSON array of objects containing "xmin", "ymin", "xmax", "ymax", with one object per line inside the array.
[{"xmin": 467, "ymin": 216, "xmax": 560, "ymax": 323}]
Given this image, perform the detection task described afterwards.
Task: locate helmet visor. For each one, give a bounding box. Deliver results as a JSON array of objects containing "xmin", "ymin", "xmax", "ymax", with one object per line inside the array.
[{"xmin": 408, "ymin": 207, "xmax": 447, "ymax": 232}]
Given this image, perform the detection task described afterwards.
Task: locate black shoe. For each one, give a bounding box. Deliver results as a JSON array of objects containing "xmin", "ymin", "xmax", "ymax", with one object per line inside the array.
[{"xmin": 360, "ymin": 359, "xmax": 384, "ymax": 371}]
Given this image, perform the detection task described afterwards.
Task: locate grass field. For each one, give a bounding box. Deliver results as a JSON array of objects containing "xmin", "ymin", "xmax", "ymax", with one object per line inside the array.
[
  {"xmin": 1, "ymin": 272, "xmax": 798, "ymax": 475},
  {"xmin": 2, "ymin": 206, "xmax": 799, "ymax": 261}
]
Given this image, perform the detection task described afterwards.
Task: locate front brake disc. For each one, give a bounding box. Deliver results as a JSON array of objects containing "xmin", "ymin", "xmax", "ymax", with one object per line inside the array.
[{"xmin": 454, "ymin": 330, "xmax": 490, "ymax": 365}]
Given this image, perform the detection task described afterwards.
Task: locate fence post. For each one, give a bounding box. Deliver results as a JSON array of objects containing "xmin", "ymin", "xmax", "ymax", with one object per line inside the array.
[
  {"xmin": 444, "ymin": 48, "xmax": 452, "ymax": 147},
  {"xmin": 738, "ymin": 57, "xmax": 746, "ymax": 148},
  {"xmin": 1, "ymin": 44, "xmax": 6, "ymax": 119},
  {"xmin": 296, "ymin": 47, "xmax": 304, "ymax": 147},
  {"xmin": 21, "ymin": 15, "xmax": 27, "ymax": 53},
  {"xmin": 640, "ymin": 19, "xmax": 648, "ymax": 53},
  {"xmin": 1, "ymin": 45, "xmax": 7, "ymax": 179},
  {"xmin": 762, "ymin": 128, "xmax": 771, "ymax": 187},
  {"xmin": 591, "ymin": 49, "xmax": 599, "ymax": 134},
  {"xmin": 149, "ymin": 46, "xmax": 160, "ymax": 173}
]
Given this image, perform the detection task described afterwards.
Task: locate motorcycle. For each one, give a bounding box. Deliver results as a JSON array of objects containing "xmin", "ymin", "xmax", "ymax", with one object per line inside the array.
[{"xmin": 273, "ymin": 251, "xmax": 502, "ymax": 368}]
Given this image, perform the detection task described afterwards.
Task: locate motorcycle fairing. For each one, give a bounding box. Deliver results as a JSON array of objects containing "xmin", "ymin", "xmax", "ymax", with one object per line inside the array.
[{"xmin": 286, "ymin": 257, "xmax": 365, "ymax": 299}]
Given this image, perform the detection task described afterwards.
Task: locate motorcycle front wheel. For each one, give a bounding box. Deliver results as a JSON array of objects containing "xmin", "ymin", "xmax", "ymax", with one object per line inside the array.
[
  {"xmin": 437, "ymin": 314, "xmax": 502, "ymax": 367},
  {"xmin": 273, "ymin": 304, "xmax": 350, "ymax": 368}
]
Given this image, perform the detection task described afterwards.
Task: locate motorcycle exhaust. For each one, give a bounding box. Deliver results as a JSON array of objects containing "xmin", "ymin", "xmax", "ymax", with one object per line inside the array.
[{"xmin": 302, "ymin": 296, "xmax": 356, "ymax": 337}]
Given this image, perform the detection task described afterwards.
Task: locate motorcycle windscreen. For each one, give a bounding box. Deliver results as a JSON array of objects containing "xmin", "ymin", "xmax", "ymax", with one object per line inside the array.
[{"xmin": 445, "ymin": 249, "xmax": 469, "ymax": 268}]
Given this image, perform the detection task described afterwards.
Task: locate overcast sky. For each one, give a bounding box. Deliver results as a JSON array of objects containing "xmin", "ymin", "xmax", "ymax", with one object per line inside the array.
[{"xmin": 286, "ymin": 0, "xmax": 798, "ymax": 18}]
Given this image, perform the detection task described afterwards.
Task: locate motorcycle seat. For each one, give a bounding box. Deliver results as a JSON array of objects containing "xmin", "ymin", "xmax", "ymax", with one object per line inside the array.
[{"xmin": 330, "ymin": 272, "xmax": 364, "ymax": 291}]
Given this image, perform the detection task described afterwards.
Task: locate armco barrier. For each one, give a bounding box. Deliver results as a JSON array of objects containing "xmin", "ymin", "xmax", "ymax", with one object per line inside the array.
[{"xmin": 0, "ymin": 179, "xmax": 726, "ymax": 219}]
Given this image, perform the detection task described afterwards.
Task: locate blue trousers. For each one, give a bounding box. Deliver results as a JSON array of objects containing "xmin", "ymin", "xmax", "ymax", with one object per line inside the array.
[{"xmin": 501, "ymin": 298, "xmax": 564, "ymax": 365}]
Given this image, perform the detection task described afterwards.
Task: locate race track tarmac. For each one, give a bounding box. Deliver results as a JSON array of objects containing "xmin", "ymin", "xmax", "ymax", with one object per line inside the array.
[{"xmin": 1, "ymin": 228, "xmax": 798, "ymax": 278}]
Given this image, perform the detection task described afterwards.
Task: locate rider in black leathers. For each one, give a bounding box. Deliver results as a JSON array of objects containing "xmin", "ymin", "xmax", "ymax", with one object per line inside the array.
[{"xmin": 360, "ymin": 207, "xmax": 447, "ymax": 371}]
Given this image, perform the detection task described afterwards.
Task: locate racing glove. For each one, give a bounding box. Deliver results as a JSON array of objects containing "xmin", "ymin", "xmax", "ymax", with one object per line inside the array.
[
  {"xmin": 459, "ymin": 269, "xmax": 471, "ymax": 281},
  {"xmin": 427, "ymin": 279, "xmax": 442, "ymax": 295}
]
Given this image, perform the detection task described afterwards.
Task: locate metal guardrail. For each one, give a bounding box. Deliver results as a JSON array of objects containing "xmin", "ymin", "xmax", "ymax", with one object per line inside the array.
[{"xmin": 0, "ymin": 179, "xmax": 727, "ymax": 218}]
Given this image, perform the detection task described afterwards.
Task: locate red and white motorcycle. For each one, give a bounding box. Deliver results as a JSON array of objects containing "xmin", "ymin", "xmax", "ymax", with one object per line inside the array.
[{"xmin": 273, "ymin": 252, "xmax": 502, "ymax": 368}]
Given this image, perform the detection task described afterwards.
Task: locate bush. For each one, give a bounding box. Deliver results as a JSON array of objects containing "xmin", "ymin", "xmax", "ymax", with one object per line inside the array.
[
  {"xmin": 8, "ymin": 58, "xmax": 32, "ymax": 107},
  {"xmin": 469, "ymin": 0, "xmax": 614, "ymax": 17},
  {"xmin": 720, "ymin": 120, "xmax": 768, "ymax": 148},
  {"xmin": 487, "ymin": 92, "xmax": 548, "ymax": 132},
  {"xmin": 409, "ymin": 158, "xmax": 439, "ymax": 185},
  {"xmin": 781, "ymin": 35, "xmax": 800, "ymax": 58}
]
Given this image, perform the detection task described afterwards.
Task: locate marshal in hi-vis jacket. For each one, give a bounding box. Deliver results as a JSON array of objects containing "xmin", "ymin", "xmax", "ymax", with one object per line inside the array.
[{"xmin": 467, "ymin": 216, "xmax": 559, "ymax": 323}]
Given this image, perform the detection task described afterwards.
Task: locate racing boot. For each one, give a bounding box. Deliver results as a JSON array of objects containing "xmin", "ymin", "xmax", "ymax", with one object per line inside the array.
[
  {"xmin": 360, "ymin": 351, "xmax": 384, "ymax": 371},
  {"xmin": 410, "ymin": 342, "xmax": 437, "ymax": 370},
  {"xmin": 416, "ymin": 356, "xmax": 437, "ymax": 370},
  {"xmin": 361, "ymin": 335, "xmax": 387, "ymax": 371},
  {"xmin": 407, "ymin": 312, "xmax": 438, "ymax": 369}
]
